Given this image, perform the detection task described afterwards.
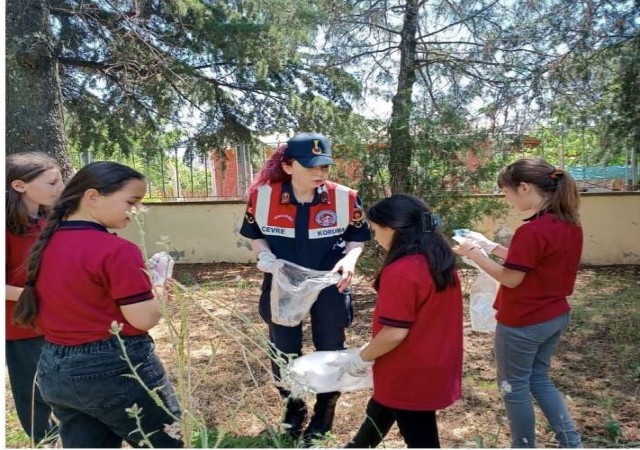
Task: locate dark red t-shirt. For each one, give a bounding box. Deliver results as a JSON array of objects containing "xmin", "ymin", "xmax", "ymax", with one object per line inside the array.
[
  {"xmin": 6, "ymin": 220, "xmax": 45, "ymax": 340},
  {"xmin": 371, "ymin": 254, "xmax": 463, "ymax": 411},
  {"xmin": 494, "ymin": 211, "xmax": 583, "ymax": 327},
  {"xmin": 35, "ymin": 221, "xmax": 154, "ymax": 345}
]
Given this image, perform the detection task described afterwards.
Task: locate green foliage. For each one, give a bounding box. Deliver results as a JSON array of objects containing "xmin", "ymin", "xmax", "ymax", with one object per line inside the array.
[
  {"xmin": 68, "ymin": 124, "xmax": 224, "ymax": 199},
  {"xmin": 335, "ymin": 102, "xmax": 508, "ymax": 232},
  {"xmin": 192, "ymin": 428, "xmax": 299, "ymax": 448},
  {"xmin": 320, "ymin": 0, "xmax": 639, "ymax": 194},
  {"xmin": 542, "ymin": 37, "xmax": 640, "ymax": 167},
  {"xmin": 55, "ymin": 0, "xmax": 358, "ymax": 156},
  {"xmin": 604, "ymin": 415, "xmax": 623, "ymax": 444}
]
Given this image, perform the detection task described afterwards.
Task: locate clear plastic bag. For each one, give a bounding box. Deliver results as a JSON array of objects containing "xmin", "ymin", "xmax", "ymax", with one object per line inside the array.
[
  {"xmin": 469, "ymin": 272, "xmax": 498, "ymax": 332},
  {"xmin": 452, "ymin": 233, "xmax": 498, "ymax": 332},
  {"xmin": 270, "ymin": 260, "xmax": 341, "ymax": 327},
  {"xmin": 280, "ymin": 350, "xmax": 373, "ymax": 398},
  {"xmin": 147, "ymin": 251, "xmax": 175, "ymax": 286}
]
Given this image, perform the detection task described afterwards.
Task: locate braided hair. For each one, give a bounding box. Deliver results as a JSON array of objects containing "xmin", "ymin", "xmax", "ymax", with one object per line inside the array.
[{"xmin": 13, "ymin": 162, "xmax": 145, "ymax": 328}]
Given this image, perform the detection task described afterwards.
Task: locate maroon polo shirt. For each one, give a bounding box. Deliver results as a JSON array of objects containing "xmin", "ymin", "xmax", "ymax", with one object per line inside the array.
[
  {"xmin": 371, "ymin": 254, "xmax": 463, "ymax": 411},
  {"xmin": 494, "ymin": 211, "xmax": 583, "ymax": 327},
  {"xmin": 35, "ymin": 221, "xmax": 154, "ymax": 345},
  {"xmin": 6, "ymin": 220, "xmax": 45, "ymax": 340}
]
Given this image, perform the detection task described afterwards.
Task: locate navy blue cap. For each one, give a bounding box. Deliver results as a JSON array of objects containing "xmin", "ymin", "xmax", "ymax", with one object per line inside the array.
[{"xmin": 284, "ymin": 132, "xmax": 335, "ymax": 167}]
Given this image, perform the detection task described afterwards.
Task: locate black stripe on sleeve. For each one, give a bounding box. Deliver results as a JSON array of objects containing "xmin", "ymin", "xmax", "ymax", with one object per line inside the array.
[
  {"xmin": 503, "ymin": 262, "xmax": 532, "ymax": 273},
  {"xmin": 378, "ymin": 317, "xmax": 413, "ymax": 328},
  {"xmin": 116, "ymin": 291, "xmax": 155, "ymax": 306}
]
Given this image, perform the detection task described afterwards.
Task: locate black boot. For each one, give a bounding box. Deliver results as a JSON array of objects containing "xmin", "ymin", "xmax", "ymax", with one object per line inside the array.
[
  {"xmin": 282, "ymin": 397, "xmax": 308, "ymax": 440},
  {"xmin": 303, "ymin": 392, "xmax": 341, "ymax": 446}
]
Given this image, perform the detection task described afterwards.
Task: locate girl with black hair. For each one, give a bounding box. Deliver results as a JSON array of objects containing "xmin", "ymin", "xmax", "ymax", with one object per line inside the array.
[
  {"xmin": 337, "ymin": 194, "xmax": 463, "ymax": 448},
  {"xmin": 14, "ymin": 161, "xmax": 182, "ymax": 448}
]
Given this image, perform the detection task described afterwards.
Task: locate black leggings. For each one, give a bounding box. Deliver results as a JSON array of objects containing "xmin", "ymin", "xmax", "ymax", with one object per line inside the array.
[{"xmin": 345, "ymin": 398, "xmax": 440, "ymax": 448}]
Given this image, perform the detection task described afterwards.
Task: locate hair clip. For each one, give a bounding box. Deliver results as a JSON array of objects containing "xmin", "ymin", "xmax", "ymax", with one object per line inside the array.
[
  {"xmin": 549, "ymin": 169, "xmax": 564, "ymax": 180},
  {"xmin": 421, "ymin": 212, "xmax": 440, "ymax": 233}
]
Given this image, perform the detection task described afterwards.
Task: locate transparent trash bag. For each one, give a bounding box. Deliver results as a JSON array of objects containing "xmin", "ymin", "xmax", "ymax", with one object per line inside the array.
[
  {"xmin": 147, "ymin": 251, "xmax": 175, "ymax": 285},
  {"xmin": 469, "ymin": 272, "xmax": 498, "ymax": 332},
  {"xmin": 270, "ymin": 260, "xmax": 341, "ymax": 327},
  {"xmin": 452, "ymin": 233, "xmax": 498, "ymax": 332},
  {"xmin": 280, "ymin": 350, "xmax": 373, "ymax": 398}
]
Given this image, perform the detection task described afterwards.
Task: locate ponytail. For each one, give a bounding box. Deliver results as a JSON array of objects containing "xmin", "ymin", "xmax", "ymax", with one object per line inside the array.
[
  {"xmin": 497, "ymin": 158, "xmax": 580, "ymax": 224},
  {"xmin": 548, "ymin": 170, "xmax": 580, "ymax": 224}
]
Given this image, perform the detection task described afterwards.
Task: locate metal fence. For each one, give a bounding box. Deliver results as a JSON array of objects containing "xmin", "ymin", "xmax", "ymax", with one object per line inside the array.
[
  {"xmin": 69, "ymin": 145, "xmax": 258, "ymax": 201},
  {"xmin": 69, "ymin": 132, "xmax": 638, "ymax": 201}
]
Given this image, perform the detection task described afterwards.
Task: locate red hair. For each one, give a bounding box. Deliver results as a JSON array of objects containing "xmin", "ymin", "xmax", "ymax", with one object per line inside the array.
[{"xmin": 247, "ymin": 144, "xmax": 294, "ymax": 194}]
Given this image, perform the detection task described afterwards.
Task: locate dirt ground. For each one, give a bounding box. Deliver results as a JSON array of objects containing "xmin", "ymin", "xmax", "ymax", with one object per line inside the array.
[
  {"xmin": 152, "ymin": 263, "xmax": 639, "ymax": 448},
  {"xmin": 5, "ymin": 264, "xmax": 639, "ymax": 448}
]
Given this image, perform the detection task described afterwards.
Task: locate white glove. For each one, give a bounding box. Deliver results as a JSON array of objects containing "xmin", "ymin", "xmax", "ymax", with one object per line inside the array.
[
  {"xmin": 257, "ymin": 250, "xmax": 278, "ymax": 273},
  {"xmin": 464, "ymin": 231, "xmax": 499, "ymax": 254},
  {"xmin": 147, "ymin": 251, "xmax": 175, "ymax": 286},
  {"xmin": 338, "ymin": 349, "xmax": 373, "ymax": 377}
]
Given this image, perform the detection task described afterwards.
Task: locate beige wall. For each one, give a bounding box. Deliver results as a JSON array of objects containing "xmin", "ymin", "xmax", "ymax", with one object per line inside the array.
[
  {"xmin": 118, "ymin": 193, "xmax": 640, "ymax": 265},
  {"xmin": 118, "ymin": 201, "xmax": 255, "ymax": 264},
  {"xmin": 475, "ymin": 192, "xmax": 640, "ymax": 265}
]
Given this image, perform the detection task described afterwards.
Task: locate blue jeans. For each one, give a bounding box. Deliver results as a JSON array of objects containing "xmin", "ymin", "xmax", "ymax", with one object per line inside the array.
[
  {"xmin": 37, "ymin": 334, "xmax": 183, "ymax": 448},
  {"xmin": 6, "ymin": 337, "xmax": 56, "ymax": 444},
  {"xmin": 495, "ymin": 313, "xmax": 582, "ymax": 448}
]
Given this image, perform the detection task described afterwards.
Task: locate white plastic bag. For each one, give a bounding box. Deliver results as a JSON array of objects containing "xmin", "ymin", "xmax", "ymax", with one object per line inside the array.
[
  {"xmin": 280, "ymin": 350, "xmax": 373, "ymax": 398},
  {"xmin": 452, "ymin": 233, "xmax": 498, "ymax": 332},
  {"xmin": 270, "ymin": 260, "xmax": 341, "ymax": 327},
  {"xmin": 147, "ymin": 251, "xmax": 175, "ymax": 286},
  {"xmin": 469, "ymin": 272, "xmax": 498, "ymax": 332}
]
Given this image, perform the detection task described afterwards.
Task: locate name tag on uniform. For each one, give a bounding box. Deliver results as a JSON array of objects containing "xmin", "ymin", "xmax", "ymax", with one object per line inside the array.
[
  {"xmin": 309, "ymin": 227, "xmax": 346, "ymax": 239},
  {"xmin": 261, "ymin": 226, "xmax": 295, "ymax": 238}
]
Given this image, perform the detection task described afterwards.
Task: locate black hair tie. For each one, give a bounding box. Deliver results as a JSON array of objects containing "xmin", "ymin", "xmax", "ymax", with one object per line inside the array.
[
  {"xmin": 422, "ymin": 212, "xmax": 441, "ymax": 233},
  {"xmin": 24, "ymin": 280, "xmax": 36, "ymax": 287}
]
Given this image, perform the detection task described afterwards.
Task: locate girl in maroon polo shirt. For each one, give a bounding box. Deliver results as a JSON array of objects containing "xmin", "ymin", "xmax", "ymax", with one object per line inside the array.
[
  {"xmin": 338, "ymin": 194, "xmax": 463, "ymax": 448},
  {"xmin": 14, "ymin": 162, "xmax": 182, "ymax": 448},
  {"xmin": 6, "ymin": 152, "xmax": 63, "ymax": 445},
  {"xmin": 453, "ymin": 157, "xmax": 583, "ymax": 448}
]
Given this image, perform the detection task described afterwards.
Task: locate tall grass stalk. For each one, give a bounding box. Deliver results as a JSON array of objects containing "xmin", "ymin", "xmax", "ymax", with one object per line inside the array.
[
  {"xmin": 128, "ymin": 206, "xmax": 296, "ymax": 447},
  {"xmin": 127, "ymin": 206, "xmax": 206, "ymax": 446}
]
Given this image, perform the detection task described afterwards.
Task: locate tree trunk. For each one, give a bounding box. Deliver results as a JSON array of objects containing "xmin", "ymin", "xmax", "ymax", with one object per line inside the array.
[
  {"xmin": 6, "ymin": 0, "xmax": 74, "ymax": 179},
  {"xmin": 388, "ymin": 0, "xmax": 419, "ymax": 195}
]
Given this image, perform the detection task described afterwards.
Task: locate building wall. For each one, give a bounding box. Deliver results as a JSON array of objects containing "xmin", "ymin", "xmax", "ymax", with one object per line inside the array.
[
  {"xmin": 118, "ymin": 193, "xmax": 640, "ymax": 265},
  {"xmin": 210, "ymin": 149, "xmax": 241, "ymax": 197}
]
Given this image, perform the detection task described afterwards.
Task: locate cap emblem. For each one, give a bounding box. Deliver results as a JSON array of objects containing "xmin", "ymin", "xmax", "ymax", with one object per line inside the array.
[{"xmin": 311, "ymin": 139, "xmax": 323, "ymax": 155}]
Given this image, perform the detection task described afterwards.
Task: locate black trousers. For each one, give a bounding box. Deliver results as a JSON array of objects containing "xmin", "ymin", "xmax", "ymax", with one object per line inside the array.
[
  {"xmin": 345, "ymin": 398, "xmax": 440, "ymax": 448},
  {"xmin": 6, "ymin": 337, "xmax": 56, "ymax": 444},
  {"xmin": 260, "ymin": 284, "xmax": 352, "ymax": 388}
]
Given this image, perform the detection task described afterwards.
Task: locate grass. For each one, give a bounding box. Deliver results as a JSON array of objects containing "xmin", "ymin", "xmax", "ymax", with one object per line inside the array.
[
  {"xmin": 5, "ymin": 265, "xmax": 639, "ymax": 448},
  {"xmin": 3, "ymin": 406, "xmax": 30, "ymax": 448}
]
